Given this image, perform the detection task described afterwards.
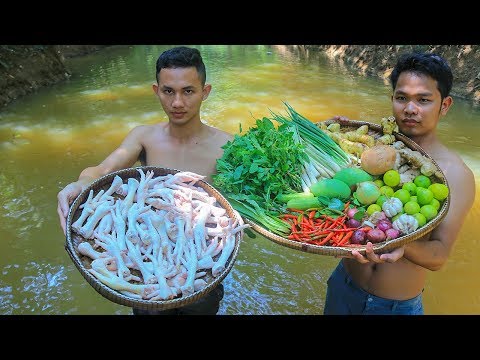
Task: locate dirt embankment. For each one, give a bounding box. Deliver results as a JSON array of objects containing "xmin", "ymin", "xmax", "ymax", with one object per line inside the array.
[
  {"xmin": 0, "ymin": 45, "xmax": 108, "ymax": 108},
  {"xmin": 310, "ymin": 45, "xmax": 480, "ymax": 103},
  {"xmin": 1, "ymin": 45, "xmax": 479, "ymax": 110}
]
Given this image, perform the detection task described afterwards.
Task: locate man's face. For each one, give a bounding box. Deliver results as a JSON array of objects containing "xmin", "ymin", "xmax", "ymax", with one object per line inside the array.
[
  {"xmin": 392, "ymin": 71, "xmax": 451, "ymax": 138},
  {"xmin": 153, "ymin": 67, "xmax": 210, "ymax": 125}
]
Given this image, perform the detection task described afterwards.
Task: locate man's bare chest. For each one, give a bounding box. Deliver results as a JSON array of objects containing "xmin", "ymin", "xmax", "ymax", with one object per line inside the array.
[{"xmin": 143, "ymin": 142, "xmax": 219, "ymax": 179}]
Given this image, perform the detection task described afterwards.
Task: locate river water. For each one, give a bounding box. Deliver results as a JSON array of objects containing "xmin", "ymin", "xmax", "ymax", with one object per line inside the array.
[{"xmin": 0, "ymin": 45, "xmax": 478, "ymax": 315}]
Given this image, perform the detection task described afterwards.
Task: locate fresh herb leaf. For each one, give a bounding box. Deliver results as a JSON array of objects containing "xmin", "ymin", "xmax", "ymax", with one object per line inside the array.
[{"xmin": 328, "ymin": 198, "xmax": 345, "ymax": 211}]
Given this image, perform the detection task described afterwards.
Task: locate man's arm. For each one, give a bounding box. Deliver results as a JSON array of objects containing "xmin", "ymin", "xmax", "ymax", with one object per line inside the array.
[
  {"xmin": 402, "ymin": 163, "xmax": 475, "ymax": 270},
  {"xmin": 78, "ymin": 126, "xmax": 147, "ymax": 183},
  {"xmin": 57, "ymin": 125, "xmax": 148, "ymax": 234}
]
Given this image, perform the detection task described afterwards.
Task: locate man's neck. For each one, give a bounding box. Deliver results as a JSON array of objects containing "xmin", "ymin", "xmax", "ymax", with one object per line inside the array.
[
  {"xmin": 166, "ymin": 120, "xmax": 206, "ymax": 142},
  {"xmin": 410, "ymin": 132, "xmax": 440, "ymax": 154}
]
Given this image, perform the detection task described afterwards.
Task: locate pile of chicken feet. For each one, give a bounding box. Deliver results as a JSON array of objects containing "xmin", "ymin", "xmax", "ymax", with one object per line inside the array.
[{"xmin": 71, "ymin": 169, "xmax": 249, "ymax": 301}]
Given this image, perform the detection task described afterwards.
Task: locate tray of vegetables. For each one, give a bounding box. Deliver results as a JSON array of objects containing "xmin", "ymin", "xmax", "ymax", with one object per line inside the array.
[{"xmin": 213, "ymin": 103, "xmax": 450, "ymax": 256}]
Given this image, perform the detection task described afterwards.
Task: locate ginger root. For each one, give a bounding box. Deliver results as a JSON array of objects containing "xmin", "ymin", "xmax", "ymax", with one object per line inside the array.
[
  {"xmin": 356, "ymin": 125, "xmax": 369, "ymax": 135},
  {"xmin": 399, "ymin": 168, "xmax": 420, "ymax": 186},
  {"xmin": 339, "ymin": 138, "xmax": 368, "ymax": 155},
  {"xmin": 376, "ymin": 134, "xmax": 396, "ymax": 145},
  {"xmin": 393, "ymin": 151, "xmax": 406, "ymax": 171},
  {"xmin": 327, "ymin": 123, "xmax": 341, "ymax": 132},
  {"xmin": 392, "ymin": 141, "xmax": 406, "ymax": 150},
  {"xmin": 344, "ymin": 131, "xmax": 375, "ymax": 147},
  {"xmin": 398, "ymin": 148, "xmax": 443, "ymax": 179},
  {"xmin": 318, "ymin": 122, "xmax": 328, "ymax": 131},
  {"xmin": 381, "ymin": 116, "xmax": 399, "ymax": 134},
  {"xmin": 325, "ymin": 130, "xmax": 370, "ymax": 155}
]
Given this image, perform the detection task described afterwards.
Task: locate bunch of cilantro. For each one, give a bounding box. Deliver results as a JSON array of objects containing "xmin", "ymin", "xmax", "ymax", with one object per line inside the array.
[{"xmin": 213, "ymin": 117, "xmax": 307, "ymax": 223}]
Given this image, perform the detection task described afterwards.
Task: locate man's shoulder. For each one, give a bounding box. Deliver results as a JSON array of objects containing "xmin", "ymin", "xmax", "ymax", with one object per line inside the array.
[
  {"xmin": 208, "ymin": 126, "xmax": 233, "ymax": 143},
  {"xmin": 128, "ymin": 123, "xmax": 161, "ymax": 137},
  {"xmin": 444, "ymin": 149, "xmax": 472, "ymax": 173},
  {"xmin": 441, "ymin": 149, "xmax": 475, "ymax": 189},
  {"xmin": 455, "ymin": 158, "xmax": 475, "ymax": 184},
  {"xmin": 219, "ymin": 129, "xmax": 234, "ymax": 142}
]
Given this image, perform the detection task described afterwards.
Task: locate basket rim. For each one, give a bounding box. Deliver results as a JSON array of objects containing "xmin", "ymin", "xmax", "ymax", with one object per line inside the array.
[
  {"xmin": 246, "ymin": 119, "xmax": 450, "ymax": 256},
  {"xmin": 65, "ymin": 166, "xmax": 244, "ymax": 310}
]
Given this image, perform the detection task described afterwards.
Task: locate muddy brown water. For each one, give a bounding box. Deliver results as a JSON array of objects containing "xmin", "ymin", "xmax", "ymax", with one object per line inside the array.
[{"xmin": 0, "ymin": 45, "xmax": 478, "ymax": 314}]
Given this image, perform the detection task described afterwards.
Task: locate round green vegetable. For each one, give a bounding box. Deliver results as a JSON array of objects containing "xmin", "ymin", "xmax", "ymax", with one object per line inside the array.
[
  {"xmin": 333, "ymin": 167, "xmax": 373, "ymax": 190},
  {"xmin": 310, "ymin": 178, "xmax": 351, "ymax": 199}
]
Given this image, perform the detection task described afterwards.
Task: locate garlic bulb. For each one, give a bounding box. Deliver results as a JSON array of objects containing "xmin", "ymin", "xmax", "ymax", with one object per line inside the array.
[
  {"xmin": 392, "ymin": 214, "xmax": 419, "ymax": 235},
  {"xmin": 382, "ymin": 197, "xmax": 403, "ymax": 218}
]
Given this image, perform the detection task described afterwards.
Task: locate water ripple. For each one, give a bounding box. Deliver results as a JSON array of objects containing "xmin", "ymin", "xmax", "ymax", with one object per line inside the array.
[
  {"xmin": 219, "ymin": 238, "xmax": 331, "ymax": 315},
  {"xmin": 0, "ymin": 262, "xmax": 71, "ymax": 314},
  {"xmin": 0, "ymin": 174, "xmax": 45, "ymax": 239}
]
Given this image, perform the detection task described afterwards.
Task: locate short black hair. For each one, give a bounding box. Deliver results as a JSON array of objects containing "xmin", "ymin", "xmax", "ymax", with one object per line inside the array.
[
  {"xmin": 155, "ymin": 46, "xmax": 206, "ymax": 85},
  {"xmin": 390, "ymin": 52, "xmax": 453, "ymax": 100}
]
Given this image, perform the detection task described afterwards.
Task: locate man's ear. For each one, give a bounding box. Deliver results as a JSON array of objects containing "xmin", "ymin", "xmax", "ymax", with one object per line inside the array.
[
  {"xmin": 202, "ymin": 84, "xmax": 212, "ymax": 100},
  {"xmin": 441, "ymin": 96, "xmax": 453, "ymax": 115},
  {"xmin": 152, "ymin": 83, "xmax": 159, "ymax": 94}
]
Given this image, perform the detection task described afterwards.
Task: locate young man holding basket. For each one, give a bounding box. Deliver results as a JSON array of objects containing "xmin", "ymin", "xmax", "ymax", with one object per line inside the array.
[{"xmin": 324, "ymin": 52, "xmax": 475, "ymax": 315}]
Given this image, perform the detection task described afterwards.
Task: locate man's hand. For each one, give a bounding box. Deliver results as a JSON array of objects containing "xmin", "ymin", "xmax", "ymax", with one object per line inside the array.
[
  {"xmin": 57, "ymin": 182, "xmax": 83, "ymax": 235},
  {"xmin": 349, "ymin": 242, "xmax": 405, "ymax": 264}
]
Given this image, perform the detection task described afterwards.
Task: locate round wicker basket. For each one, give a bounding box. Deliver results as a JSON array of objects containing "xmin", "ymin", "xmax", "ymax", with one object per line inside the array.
[
  {"xmin": 245, "ymin": 119, "xmax": 450, "ymax": 256},
  {"xmin": 65, "ymin": 166, "xmax": 244, "ymax": 311}
]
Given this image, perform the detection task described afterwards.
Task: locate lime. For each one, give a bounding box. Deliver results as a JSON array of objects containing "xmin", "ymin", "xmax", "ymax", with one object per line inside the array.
[
  {"xmin": 394, "ymin": 189, "xmax": 411, "ymax": 204},
  {"xmin": 404, "ymin": 201, "xmax": 421, "ymax": 215},
  {"xmin": 380, "ymin": 185, "xmax": 395, "ymax": 197},
  {"xmin": 429, "ymin": 183, "xmax": 449, "ymax": 201},
  {"xmin": 374, "ymin": 179, "xmax": 384, "ymax": 188},
  {"xmin": 420, "ymin": 204, "xmax": 438, "ymax": 221},
  {"xmin": 414, "ymin": 175, "xmax": 432, "ymax": 189},
  {"xmin": 367, "ymin": 203, "xmax": 382, "ymax": 216},
  {"xmin": 402, "ymin": 182, "xmax": 417, "ymax": 196},
  {"xmin": 376, "ymin": 195, "xmax": 388, "ymax": 207},
  {"xmin": 416, "ymin": 188, "xmax": 434, "ymax": 206},
  {"xmin": 383, "ymin": 170, "xmax": 401, "ymax": 187},
  {"xmin": 413, "ymin": 213, "xmax": 427, "ymax": 227},
  {"xmin": 410, "ymin": 196, "xmax": 418, "ymax": 203},
  {"xmin": 429, "ymin": 198, "xmax": 441, "ymax": 211}
]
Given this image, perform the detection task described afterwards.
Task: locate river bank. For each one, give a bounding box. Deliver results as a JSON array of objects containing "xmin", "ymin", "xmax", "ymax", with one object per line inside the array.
[
  {"xmin": 1, "ymin": 45, "xmax": 479, "ymax": 109},
  {"xmin": 0, "ymin": 45, "xmax": 108, "ymax": 108},
  {"xmin": 311, "ymin": 45, "xmax": 480, "ymax": 103}
]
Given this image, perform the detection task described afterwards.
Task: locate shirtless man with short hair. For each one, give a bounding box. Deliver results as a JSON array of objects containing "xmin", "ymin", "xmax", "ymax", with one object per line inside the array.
[
  {"xmin": 324, "ymin": 52, "xmax": 475, "ymax": 315},
  {"xmin": 57, "ymin": 46, "xmax": 232, "ymax": 315}
]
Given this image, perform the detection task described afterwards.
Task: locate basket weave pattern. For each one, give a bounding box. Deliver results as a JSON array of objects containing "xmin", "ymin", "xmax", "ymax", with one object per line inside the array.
[
  {"xmin": 65, "ymin": 167, "xmax": 243, "ymax": 310},
  {"xmin": 246, "ymin": 119, "xmax": 450, "ymax": 256}
]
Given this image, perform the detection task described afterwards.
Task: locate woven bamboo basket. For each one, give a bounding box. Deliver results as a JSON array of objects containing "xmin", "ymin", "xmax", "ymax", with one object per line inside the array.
[
  {"xmin": 65, "ymin": 167, "xmax": 244, "ymax": 311},
  {"xmin": 245, "ymin": 119, "xmax": 450, "ymax": 256}
]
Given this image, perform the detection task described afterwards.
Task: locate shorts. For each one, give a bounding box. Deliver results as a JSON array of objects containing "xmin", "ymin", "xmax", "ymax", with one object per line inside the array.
[
  {"xmin": 323, "ymin": 260, "xmax": 423, "ymax": 315},
  {"xmin": 132, "ymin": 283, "xmax": 224, "ymax": 315}
]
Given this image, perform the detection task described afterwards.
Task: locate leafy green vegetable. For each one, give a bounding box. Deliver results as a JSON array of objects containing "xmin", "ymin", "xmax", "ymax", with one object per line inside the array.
[
  {"xmin": 212, "ymin": 103, "xmax": 352, "ymax": 236},
  {"xmin": 227, "ymin": 196, "xmax": 291, "ymax": 236},
  {"xmin": 213, "ymin": 117, "xmax": 310, "ymax": 235},
  {"xmin": 269, "ymin": 102, "xmax": 352, "ymax": 190},
  {"xmin": 353, "ymin": 208, "xmax": 366, "ymax": 221},
  {"xmin": 214, "ymin": 117, "xmax": 307, "ymax": 212},
  {"xmin": 327, "ymin": 198, "xmax": 345, "ymax": 211}
]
